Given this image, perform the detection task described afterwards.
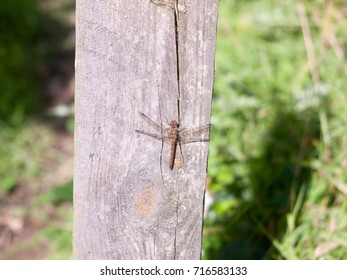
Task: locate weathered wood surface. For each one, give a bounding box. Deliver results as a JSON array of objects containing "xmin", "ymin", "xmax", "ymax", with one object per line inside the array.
[{"xmin": 74, "ymin": 0, "xmax": 218, "ymax": 259}]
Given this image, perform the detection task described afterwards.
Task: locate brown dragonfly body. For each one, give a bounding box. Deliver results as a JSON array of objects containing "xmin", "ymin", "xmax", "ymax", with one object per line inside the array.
[{"xmin": 135, "ymin": 112, "xmax": 210, "ymax": 170}]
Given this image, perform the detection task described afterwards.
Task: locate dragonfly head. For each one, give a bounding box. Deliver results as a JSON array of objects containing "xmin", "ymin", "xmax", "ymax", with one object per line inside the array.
[{"xmin": 169, "ymin": 120, "xmax": 179, "ymax": 128}]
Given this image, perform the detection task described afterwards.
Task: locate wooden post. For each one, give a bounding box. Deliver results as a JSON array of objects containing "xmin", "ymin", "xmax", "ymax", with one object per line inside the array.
[{"xmin": 74, "ymin": 0, "xmax": 218, "ymax": 259}]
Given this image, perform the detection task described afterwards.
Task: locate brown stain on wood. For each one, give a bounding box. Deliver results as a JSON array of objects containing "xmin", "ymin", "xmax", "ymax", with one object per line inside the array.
[
  {"xmin": 174, "ymin": 156, "xmax": 183, "ymax": 168},
  {"xmin": 135, "ymin": 185, "xmax": 157, "ymax": 217}
]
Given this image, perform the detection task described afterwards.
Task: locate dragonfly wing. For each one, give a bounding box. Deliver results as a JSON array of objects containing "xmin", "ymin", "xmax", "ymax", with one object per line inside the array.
[
  {"xmin": 180, "ymin": 124, "xmax": 210, "ymax": 144},
  {"xmin": 180, "ymin": 138, "xmax": 210, "ymax": 144},
  {"xmin": 180, "ymin": 124, "xmax": 211, "ymax": 137},
  {"xmin": 135, "ymin": 130, "xmax": 170, "ymax": 143},
  {"xmin": 138, "ymin": 112, "xmax": 167, "ymax": 134}
]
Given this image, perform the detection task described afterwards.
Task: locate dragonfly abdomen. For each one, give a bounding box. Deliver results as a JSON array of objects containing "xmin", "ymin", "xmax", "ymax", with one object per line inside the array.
[{"xmin": 169, "ymin": 140, "xmax": 177, "ymax": 170}]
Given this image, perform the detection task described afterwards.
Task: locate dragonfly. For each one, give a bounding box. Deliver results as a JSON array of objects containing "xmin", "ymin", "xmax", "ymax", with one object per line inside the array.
[{"xmin": 135, "ymin": 112, "xmax": 210, "ymax": 170}]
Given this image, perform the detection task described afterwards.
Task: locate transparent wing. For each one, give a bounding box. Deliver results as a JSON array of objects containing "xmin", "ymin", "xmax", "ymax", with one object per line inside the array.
[
  {"xmin": 181, "ymin": 138, "xmax": 210, "ymax": 144},
  {"xmin": 179, "ymin": 124, "xmax": 211, "ymax": 144},
  {"xmin": 138, "ymin": 112, "xmax": 167, "ymax": 134},
  {"xmin": 135, "ymin": 130, "xmax": 170, "ymax": 144},
  {"xmin": 180, "ymin": 124, "xmax": 211, "ymax": 136}
]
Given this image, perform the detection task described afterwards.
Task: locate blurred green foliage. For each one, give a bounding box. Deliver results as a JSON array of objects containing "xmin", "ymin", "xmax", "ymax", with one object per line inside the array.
[
  {"xmin": 203, "ymin": 0, "xmax": 347, "ymax": 259},
  {"xmin": 0, "ymin": 123, "xmax": 48, "ymax": 196},
  {"xmin": 36, "ymin": 181, "xmax": 73, "ymax": 205},
  {"xmin": 0, "ymin": 0, "xmax": 74, "ymax": 196},
  {"xmin": 35, "ymin": 181, "xmax": 73, "ymax": 259},
  {"xmin": 0, "ymin": 0, "xmax": 42, "ymax": 122},
  {"xmin": 0, "ymin": 0, "xmax": 45, "ymax": 195},
  {"xmin": 0, "ymin": 0, "xmax": 74, "ymax": 259}
]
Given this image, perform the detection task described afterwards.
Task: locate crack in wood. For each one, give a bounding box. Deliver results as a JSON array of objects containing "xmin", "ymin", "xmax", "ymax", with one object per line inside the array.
[{"xmin": 150, "ymin": 0, "xmax": 186, "ymax": 123}]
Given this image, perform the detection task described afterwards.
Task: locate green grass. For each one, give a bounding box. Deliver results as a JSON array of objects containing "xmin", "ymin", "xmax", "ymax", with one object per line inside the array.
[
  {"xmin": 0, "ymin": 122, "xmax": 48, "ymax": 197},
  {"xmin": 203, "ymin": 0, "xmax": 347, "ymax": 259}
]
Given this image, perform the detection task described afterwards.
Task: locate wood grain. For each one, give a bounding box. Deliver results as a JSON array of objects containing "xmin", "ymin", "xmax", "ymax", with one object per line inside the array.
[{"xmin": 74, "ymin": 0, "xmax": 218, "ymax": 259}]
